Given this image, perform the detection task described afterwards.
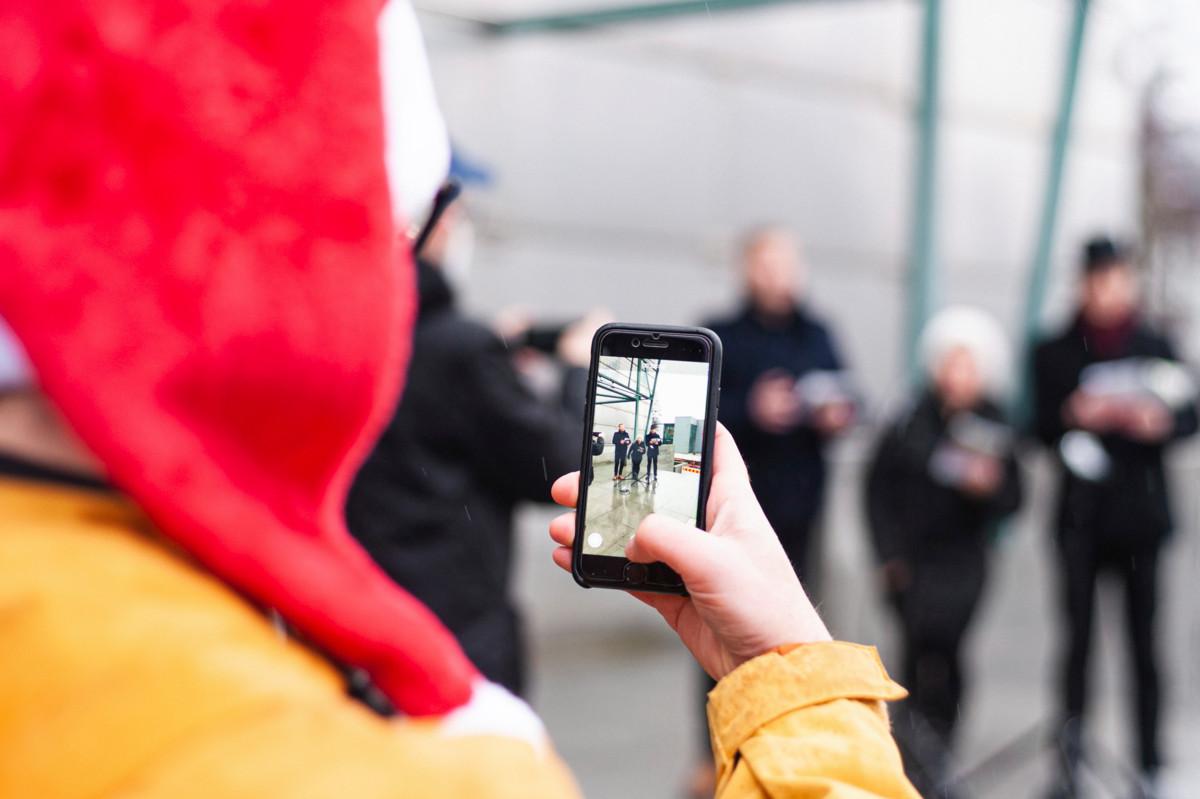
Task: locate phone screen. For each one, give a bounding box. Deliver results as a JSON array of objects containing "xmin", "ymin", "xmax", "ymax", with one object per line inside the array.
[{"xmin": 578, "ymin": 329, "xmax": 716, "ymax": 588}]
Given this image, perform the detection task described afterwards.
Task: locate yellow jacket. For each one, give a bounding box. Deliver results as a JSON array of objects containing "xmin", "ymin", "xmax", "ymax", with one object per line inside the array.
[{"xmin": 0, "ymin": 478, "xmax": 917, "ymax": 798}]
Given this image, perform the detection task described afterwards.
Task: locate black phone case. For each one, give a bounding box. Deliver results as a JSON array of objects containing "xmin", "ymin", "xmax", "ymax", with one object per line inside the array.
[{"xmin": 571, "ymin": 323, "xmax": 723, "ymax": 595}]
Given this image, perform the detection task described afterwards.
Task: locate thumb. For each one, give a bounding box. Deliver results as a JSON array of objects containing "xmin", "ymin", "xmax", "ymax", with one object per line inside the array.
[{"xmin": 625, "ymin": 514, "xmax": 724, "ymax": 587}]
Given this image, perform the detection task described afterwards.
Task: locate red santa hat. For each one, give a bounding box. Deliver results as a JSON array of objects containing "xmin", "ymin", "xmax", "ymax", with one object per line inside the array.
[{"xmin": 0, "ymin": 0, "xmax": 479, "ymax": 716}]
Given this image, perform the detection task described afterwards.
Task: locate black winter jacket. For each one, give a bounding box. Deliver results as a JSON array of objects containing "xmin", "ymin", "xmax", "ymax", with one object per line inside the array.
[
  {"xmin": 1031, "ymin": 317, "xmax": 1197, "ymax": 548},
  {"xmin": 346, "ymin": 261, "xmax": 584, "ymax": 694},
  {"xmin": 705, "ymin": 304, "xmax": 846, "ymax": 527},
  {"xmin": 866, "ymin": 393, "xmax": 1023, "ymax": 566}
]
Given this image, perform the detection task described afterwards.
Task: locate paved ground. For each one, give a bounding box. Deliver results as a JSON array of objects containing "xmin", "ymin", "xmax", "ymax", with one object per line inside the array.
[
  {"xmin": 583, "ymin": 470, "xmax": 701, "ymax": 556},
  {"xmin": 512, "ymin": 434, "xmax": 1200, "ymax": 798}
]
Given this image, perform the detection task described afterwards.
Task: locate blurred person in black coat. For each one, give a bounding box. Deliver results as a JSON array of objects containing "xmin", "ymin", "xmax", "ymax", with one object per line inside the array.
[
  {"xmin": 867, "ymin": 307, "xmax": 1022, "ymax": 796},
  {"xmin": 690, "ymin": 226, "xmax": 855, "ymax": 799},
  {"xmin": 1031, "ymin": 237, "xmax": 1198, "ymax": 792},
  {"xmin": 346, "ymin": 202, "xmax": 597, "ymax": 696},
  {"xmin": 705, "ymin": 227, "xmax": 855, "ymax": 582}
]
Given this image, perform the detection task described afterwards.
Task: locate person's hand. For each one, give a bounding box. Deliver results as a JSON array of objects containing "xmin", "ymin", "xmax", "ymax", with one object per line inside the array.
[
  {"xmin": 492, "ymin": 306, "xmax": 534, "ymax": 347},
  {"xmin": 748, "ymin": 371, "xmax": 804, "ymax": 434},
  {"xmin": 548, "ymin": 424, "xmax": 830, "ymax": 681},
  {"xmin": 556, "ymin": 308, "xmax": 612, "ymax": 368},
  {"xmin": 1122, "ymin": 398, "xmax": 1172, "ymax": 443},
  {"xmin": 811, "ymin": 400, "xmax": 854, "ymax": 436},
  {"xmin": 960, "ymin": 453, "xmax": 1002, "ymax": 498},
  {"xmin": 1064, "ymin": 390, "xmax": 1121, "ymax": 433}
]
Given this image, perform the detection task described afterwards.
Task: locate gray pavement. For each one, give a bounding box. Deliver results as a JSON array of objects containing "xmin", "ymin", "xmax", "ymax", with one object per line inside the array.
[
  {"xmin": 584, "ymin": 471, "xmax": 701, "ymax": 556},
  {"xmin": 513, "ymin": 437, "xmax": 1200, "ymax": 798}
]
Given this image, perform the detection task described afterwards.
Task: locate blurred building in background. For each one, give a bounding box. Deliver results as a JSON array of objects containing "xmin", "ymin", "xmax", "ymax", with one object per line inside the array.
[{"xmin": 410, "ymin": 1, "xmax": 1200, "ymax": 796}]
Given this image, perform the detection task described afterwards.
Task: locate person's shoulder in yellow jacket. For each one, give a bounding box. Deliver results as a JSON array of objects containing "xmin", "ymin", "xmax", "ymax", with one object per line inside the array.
[{"xmin": 0, "ymin": 476, "xmax": 917, "ymax": 799}]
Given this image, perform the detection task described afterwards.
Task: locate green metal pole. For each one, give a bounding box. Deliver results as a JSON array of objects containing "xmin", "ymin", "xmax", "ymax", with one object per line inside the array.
[
  {"xmin": 1016, "ymin": 0, "xmax": 1091, "ymax": 418},
  {"xmin": 643, "ymin": 362, "xmax": 661, "ymax": 437},
  {"xmin": 484, "ymin": 0, "xmax": 835, "ymax": 35},
  {"xmin": 905, "ymin": 0, "xmax": 942, "ymax": 384}
]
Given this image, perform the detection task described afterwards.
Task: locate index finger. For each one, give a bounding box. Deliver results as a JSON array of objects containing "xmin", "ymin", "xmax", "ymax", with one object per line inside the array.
[{"xmin": 551, "ymin": 471, "xmax": 580, "ymax": 509}]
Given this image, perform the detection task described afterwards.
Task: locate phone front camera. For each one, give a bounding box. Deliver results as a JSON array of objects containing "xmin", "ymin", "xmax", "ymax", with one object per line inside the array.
[{"xmin": 631, "ymin": 338, "xmax": 641, "ymax": 349}]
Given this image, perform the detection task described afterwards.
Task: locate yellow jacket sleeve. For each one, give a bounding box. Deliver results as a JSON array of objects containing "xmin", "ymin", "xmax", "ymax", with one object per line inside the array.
[{"xmin": 707, "ymin": 643, "xmax": 919, "ymax": 799}]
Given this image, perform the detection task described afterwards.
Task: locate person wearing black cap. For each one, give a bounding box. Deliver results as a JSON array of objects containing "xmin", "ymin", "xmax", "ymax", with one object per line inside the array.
[
  {"xmin": 346, "ymin": 201, "xmax": 596, "ymax": 696},
  {"xmin": 1030, "ymin": 236, "xmax": 1198, "ymax": 794},
  {"xmin": 646, "ymin": 424, "xmax": 662, "ymax": 481}
]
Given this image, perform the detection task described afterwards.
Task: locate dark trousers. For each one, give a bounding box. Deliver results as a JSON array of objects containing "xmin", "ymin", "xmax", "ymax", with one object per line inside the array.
[
  {"xmin": 647, "ymin": 453, "xmax": 659, "ymax": 478},
  {"xmin": 1058, "ymin": 537, "xmax": 1161, "ymax": 770},
  {"xmin": 613, "ymin": 453, "xmax": 627, "ymax": 477},
  {"xmin": 631, "ymin": 458, "xmax": 642, "ymax": 479},
  {"xmin": 893, "ymin": 555, "xmax": 986, "ymax": 742}
]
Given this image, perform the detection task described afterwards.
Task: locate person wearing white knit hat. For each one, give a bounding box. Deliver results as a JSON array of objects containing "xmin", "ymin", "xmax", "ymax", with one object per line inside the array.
[
  {"xmin": 866, "ymin": 305, "xmax": 1024, "ymax": 796},
  {"xmin": 918, "ymin": 305, "xmax": 1012, "ymax": 401}
]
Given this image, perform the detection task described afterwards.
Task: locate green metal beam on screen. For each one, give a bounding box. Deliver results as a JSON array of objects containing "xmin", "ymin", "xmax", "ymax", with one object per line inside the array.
[
  {"xmin": 481, "ymin": 0, "xmax": 853, "ymax": 35},
  {"xmin": 1014, "ymin": 0, "xmax": 1091, "ymax": 421},
  {"xmin": 642, "ymin": 361, "xmax": 661, "ymax": 437},
  {"xmin": 633, "ymin": 358, "xmax": 643, "ymax": 442},
  {"xmin": 904, "ymin": 0, "xmax": 941, "ymax": 384}
]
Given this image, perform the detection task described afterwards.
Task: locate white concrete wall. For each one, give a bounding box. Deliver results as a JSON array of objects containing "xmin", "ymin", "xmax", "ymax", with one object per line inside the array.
[{"xmin": 418, "ymin": 0, "xmax": 1143, "ymax": 412}]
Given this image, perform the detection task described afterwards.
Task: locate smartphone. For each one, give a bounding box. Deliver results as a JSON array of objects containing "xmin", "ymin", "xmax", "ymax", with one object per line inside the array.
[{"xmin": 572, "ymin": 323, "xmax": 722, "ymax": 594}]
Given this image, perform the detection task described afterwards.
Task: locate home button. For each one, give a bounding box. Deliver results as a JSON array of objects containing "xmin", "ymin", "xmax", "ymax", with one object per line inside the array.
[{"xmin": 623, "ymin": 562, "xmax": 648, "ymax": 585}]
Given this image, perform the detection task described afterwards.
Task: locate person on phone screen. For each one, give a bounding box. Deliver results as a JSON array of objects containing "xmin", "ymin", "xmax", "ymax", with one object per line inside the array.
[
  {"xmin": 0, "ymin": 3, "xmax": 921, "ymax": 796},
  {"xmin": 1031, "ymin": 236, "xmax": 1198, "ymax": 796},
  {"xmin": 646, "ymin": 423, "xmax": 662, "ymax": 481},
  {"xmin": 630, "ymin": 437, "xmax": 646, "ymax": 481},
  {"xmin": 866, "ymin": 307, "xmax": 1022, "ymax": 794},
  {"xmin": 612, "ymin": 423, "xmax": 631, "ymax": 480}
]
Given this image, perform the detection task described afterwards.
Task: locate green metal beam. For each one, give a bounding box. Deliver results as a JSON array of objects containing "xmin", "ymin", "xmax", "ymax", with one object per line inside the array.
[
  {"xmin": 904, "ymin": 0, "xmax": 941, "ymax": 383},
  {"xmin": 481, "ymin": 0, "xmax": 847, "ymax": 35},
  {"xmin": 1015, "ymin": 0, "xmax": 1091, "ymax": 417},
  {"xmin": 642, "ymin": 361, "xmax": 661, "ymax": 438}
]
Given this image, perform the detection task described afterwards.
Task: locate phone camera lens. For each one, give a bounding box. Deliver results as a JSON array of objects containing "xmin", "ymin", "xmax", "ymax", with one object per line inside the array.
[{"xmin": 631, "ymin": 338, "xmax": 641, "ymax": 349}]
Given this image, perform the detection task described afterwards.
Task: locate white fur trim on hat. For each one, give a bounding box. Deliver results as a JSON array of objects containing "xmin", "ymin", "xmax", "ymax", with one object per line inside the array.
[
  {"xmin": 919, "ymin": 305, "xmax": 1011, "ymax": 393},
  {"xmin": 438, "ymin": 679, "xmax": 549, "ymax": 753}
]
